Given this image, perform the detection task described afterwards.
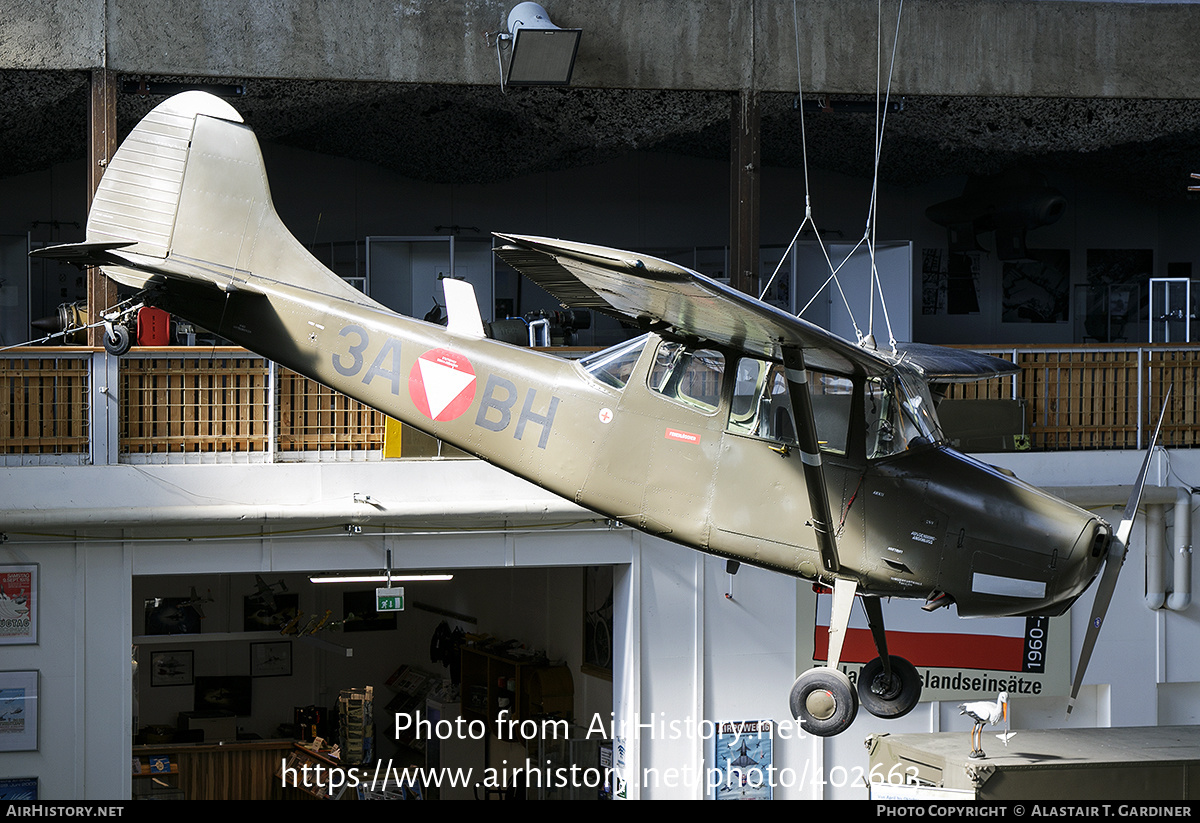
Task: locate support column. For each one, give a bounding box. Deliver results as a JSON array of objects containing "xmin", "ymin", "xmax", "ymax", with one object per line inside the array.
[
  {"xmin": 729, "ymin": 88, "xmax": 760, "ymax": 298},
  {"xmin": 86, "ymin": 69, "xmax": 118, "ymax": 348}
]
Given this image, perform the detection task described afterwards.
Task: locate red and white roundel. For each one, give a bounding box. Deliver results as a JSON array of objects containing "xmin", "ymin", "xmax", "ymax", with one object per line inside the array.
[{"xmin": 408, "ymin": 348, "xmax": 477, "ymax": 421}]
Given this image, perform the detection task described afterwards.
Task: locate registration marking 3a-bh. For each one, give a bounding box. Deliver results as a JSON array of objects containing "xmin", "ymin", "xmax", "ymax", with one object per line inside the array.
[{"xmin": 331, "ymin": 325, "xmax": 561, "ymax": 448}]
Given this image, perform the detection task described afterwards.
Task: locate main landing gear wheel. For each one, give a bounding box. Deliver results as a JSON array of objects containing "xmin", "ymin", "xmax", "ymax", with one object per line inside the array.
[
  {"xmin": 103, "ymin": 324, "xmax": 132, "ymax": 356},
  {"xmin": 789, "ymin": 667, "xmax": 858, "ymax": 737},
  {"xmin": 857, "ymin": 655, "xmax": 921, "ymax": 719}
]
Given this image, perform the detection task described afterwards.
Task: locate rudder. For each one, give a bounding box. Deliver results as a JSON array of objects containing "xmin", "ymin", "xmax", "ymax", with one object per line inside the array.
[{"xmin": 88, "ymin": 91, "xmax": 371, "ymax": 306}]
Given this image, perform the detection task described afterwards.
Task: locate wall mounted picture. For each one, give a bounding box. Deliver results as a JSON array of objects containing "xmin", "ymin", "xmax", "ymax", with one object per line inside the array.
[
  {"xmin": 144, "ymin": 597, "xmax": 202, "ymax": 635},
  {"xmin": 194, "ymin": 676, "xmax": 251, "ymax": 716},
  {"xmin": 0, "ymin": 671, "xmax": 38, "ymax": 752},
  {"xmin": 0, "ymin": 777, "xmax": 38, "ymax": 801},
  {"xmin": 712, "ymin": 720, "xmax": 773, "ymax": 800},
  {"xmin": 0, "ymin": 565, "xmax": 36, "ymax": 645},
  {"xmin": 250, "ymin": 641, "xmax": 292, "ymax": 677},
  {"xmin": 1083, "ymin": 248, "xmax": 1152, "ymax": 342},
  {"xmin": 150, "ymin": 651, "xmax": 194, "ymax": 687},
  {"xmin": 921, "ymin": 248, "xmax": 947, "ymax": 316},
  {"xmin": 1002, "ymin": 250, "xmax": 1070, "ymax": 323}
]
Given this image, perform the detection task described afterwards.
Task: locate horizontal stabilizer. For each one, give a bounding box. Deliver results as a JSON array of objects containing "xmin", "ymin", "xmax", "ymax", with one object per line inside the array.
[{"xmin": 30, "ymin": 241, "xmax": 135, "ymax": 267}]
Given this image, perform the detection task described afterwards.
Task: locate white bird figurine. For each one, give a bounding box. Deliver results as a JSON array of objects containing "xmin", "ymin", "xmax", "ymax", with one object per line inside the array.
[{"xmin": 958, "ymin": 691, "xmax": 1008, "ymax": 759}]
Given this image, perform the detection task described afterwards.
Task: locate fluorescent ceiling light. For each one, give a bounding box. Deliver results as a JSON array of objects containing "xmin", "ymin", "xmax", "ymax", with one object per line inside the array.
[{"xmin": 309, "ymin": 574, "xmax": 454, "ymax": 584}]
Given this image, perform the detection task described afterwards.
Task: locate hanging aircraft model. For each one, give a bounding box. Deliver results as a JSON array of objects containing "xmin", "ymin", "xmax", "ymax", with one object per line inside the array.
[{"xmin": 34, "ymin": 92, "xmax": 1160, "ymax": 737}]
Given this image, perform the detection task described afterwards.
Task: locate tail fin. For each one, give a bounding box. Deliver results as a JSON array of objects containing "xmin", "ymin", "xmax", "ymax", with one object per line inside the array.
[
  {"xmin": 88, "ymin": 92, "xmax": 243, "ymax": 260},
  {"xmin": 82, "ymin": 91, "xmax": 371, "ymax": 306}
]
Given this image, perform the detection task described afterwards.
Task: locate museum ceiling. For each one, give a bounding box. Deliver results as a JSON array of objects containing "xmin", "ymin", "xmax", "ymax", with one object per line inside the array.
[{"xmin": 4, "ymin": 71, "xmax": 1200, "ymax": 204}]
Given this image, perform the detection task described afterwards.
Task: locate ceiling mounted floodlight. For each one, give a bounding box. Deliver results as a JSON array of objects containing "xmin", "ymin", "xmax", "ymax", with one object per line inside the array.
[{"xmin": 501, "ymin": 2, "xmax": 581, "ymax": 87}]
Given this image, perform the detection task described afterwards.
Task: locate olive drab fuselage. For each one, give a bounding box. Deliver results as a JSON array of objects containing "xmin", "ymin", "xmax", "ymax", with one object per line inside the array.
[{"xmin": 153, "ymin": 274, "xmax": 1106, "ymax": 621}]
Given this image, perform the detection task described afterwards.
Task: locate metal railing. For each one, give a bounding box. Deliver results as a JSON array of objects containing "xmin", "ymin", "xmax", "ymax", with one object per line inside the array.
[
  {"xmin": 945, "ymin": 345, "xmax": 1199, "ymax": 450},
  {"xmin": 121, "ymin": 350, "xmax": 271, "ymax": 456},
  {"xmin": 1, "ymin": 348, "xmax": 396, "ymax": 464},
  {"xmin": 0, "ymin": 348, "xmax": 91, "ymax": 462},
  {"xmin": 2, "ymin": 344, "xmax": 1199, "ymax": 463},
  {"xmin": 275, "ymin": 367, "xmax": 386, "ymax": 457}
]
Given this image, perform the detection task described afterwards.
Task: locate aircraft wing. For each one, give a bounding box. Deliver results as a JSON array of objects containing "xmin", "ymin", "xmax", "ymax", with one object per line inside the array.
[
  {"xmin": 891, "ymin": 342, "xmax": 1019, "ymax": 383},
  {"xmin": 494, "ymin": 233, "xmax": 1017, "ymax": 381},
  {"xmin": 494, "ymin": 233, "xmax": 893, "ymax": 377}
]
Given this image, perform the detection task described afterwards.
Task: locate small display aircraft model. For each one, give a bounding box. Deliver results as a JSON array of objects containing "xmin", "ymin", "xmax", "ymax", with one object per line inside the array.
[
  {"xmin": 248, "ymin": 575, "xmax": 288, "ymax": 612},
  {"xmin": 180, "ymin": 586, "xmax": 213, "ymax": 619},
  {"xmin": 35, "ymin": 92, "xmax": 1161, "ymax": 737}
]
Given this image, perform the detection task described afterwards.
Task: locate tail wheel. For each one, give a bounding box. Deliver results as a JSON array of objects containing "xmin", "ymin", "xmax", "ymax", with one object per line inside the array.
[
  {"xmin": 789, "ymin": 667, "xmax": 858, "ymax": 737},
  {"xmin": 103, "ymin": 324, "xmax": 132, "ymax": 356},
  {"xmin": 857, "ymin": 655, "xmax": 921, "ymax": 719}
]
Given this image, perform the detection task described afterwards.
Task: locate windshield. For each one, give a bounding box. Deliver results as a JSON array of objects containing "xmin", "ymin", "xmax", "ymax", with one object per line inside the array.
[
  {"xmin": 866, "ymin": 366, "xmax": 944, "ymax": 458},
  {"xmin": 577, "ymin": 334, "xmax": 649, "ymax": 389}
]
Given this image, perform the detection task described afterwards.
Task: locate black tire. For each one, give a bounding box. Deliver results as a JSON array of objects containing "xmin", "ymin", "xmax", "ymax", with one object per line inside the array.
[
  {"xmin": 789, "ymin": 667, "xmax": 858, "ymax": 737},
  {"xmin": 103, "ymin": 325, "xmax": 132, "ymax": 356},
  {"xmin": 857, "ymin": 655, "xmax": 921, "ymax": 719}
]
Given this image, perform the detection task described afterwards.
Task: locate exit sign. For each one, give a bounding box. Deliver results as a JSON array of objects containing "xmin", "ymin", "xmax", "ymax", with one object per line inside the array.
[{"xmin": 376, "ymin": 586, "xmax": 404, "ymax": 612}]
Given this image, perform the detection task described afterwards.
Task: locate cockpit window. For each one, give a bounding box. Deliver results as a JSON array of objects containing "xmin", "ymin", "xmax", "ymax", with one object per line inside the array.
[
  {"xmin": 578, "ymin": 334, "xmax": 649, "ymax": 389},
  {"xmin": 865, "ymin": 367, "xmax": 944, "ymax": 458},
  {"xmin": 727, "ymin": 356, "xmax": 851, "ymax": 454},
  {"xmin": 648, "ymin": 341, "xmax": 725, "ymax": 412}
]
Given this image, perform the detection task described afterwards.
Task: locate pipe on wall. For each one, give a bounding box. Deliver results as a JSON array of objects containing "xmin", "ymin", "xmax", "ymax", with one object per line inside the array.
[{"xmin": 1045, "ymin": 485, "xmax": 1191, "ymax": 612}]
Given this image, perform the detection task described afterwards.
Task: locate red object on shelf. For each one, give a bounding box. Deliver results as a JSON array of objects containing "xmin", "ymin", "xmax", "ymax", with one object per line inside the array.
[{"xmin": 135, "ymin": 306, "xmax": 171, "ymax": 346}]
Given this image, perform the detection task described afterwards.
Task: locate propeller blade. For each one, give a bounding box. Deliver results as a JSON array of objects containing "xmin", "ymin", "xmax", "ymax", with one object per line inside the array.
[{"xmin": 1067, "ymin": 387, "xmax": 1171, "ymax": 716}]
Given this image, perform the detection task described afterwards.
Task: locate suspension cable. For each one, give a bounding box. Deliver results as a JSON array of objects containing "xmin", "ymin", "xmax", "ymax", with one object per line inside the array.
[{"xmin": 785, "ymin": 0, "xmax": 905, "ymax": 350}]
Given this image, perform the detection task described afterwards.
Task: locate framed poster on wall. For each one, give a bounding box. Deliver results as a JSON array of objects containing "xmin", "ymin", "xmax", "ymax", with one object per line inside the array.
[
  {"xmin": 0, "ymin": 565, "xmax": 36, "ymax": 645},
  {"xmin": 150, "ymin": 651, "xmax": 194, "ymax": 687},
  {"xmin": 0, "ymin": 670, "xmax": 38, "ymax": 752}
]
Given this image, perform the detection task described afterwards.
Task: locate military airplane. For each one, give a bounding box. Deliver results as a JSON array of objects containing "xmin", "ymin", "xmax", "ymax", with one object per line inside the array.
[
  {"xmin": 248, "ymin": 575, "xmax": 288, "ymax": 612},
  {"xmin": 180, "ymin": 586, "xmax": 213, "ymax": 619},
  {"xmin": 35, "ymin": 92, "xmax": 1157, "ymax": 737}
]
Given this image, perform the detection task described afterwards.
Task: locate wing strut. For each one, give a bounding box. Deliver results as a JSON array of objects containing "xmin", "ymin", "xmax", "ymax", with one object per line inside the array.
[
  {"xmin": 1067, "ymin": 387, "xmax": 1171, "ymax": 716},
  {"xmin": 782, "ymin": 346, "xmax": 840, "ymax": 574}
]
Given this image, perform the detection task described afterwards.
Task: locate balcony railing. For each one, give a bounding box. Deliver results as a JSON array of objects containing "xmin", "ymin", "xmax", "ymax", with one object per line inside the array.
[
  {"xmin": 2, "ymin": 344, "xmax": 1198, "ymax": 463},
  {"xmin": 945, "ymin": 345, "xmax": 1196, "ymax": 450},
  {"xmin": 0, "ymin": 348, "xmax": 91, "ymax": 460},
  {"xmin": 1, "ymin": 348, "xmax": 399, "ymax": 465}
]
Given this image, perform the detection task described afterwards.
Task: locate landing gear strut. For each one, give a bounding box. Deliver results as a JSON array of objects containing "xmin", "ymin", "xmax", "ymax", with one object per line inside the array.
[
  {"xmin": 791, "ymin": 578, "xmax": 860, "ymax": 736},
  {"xmin": 857, "ymin": 595, "xmax": 922, "ymax": 719},
  {"xmin": 788, "ymin": 579, "xmax": 922, "ymax": 736}
]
